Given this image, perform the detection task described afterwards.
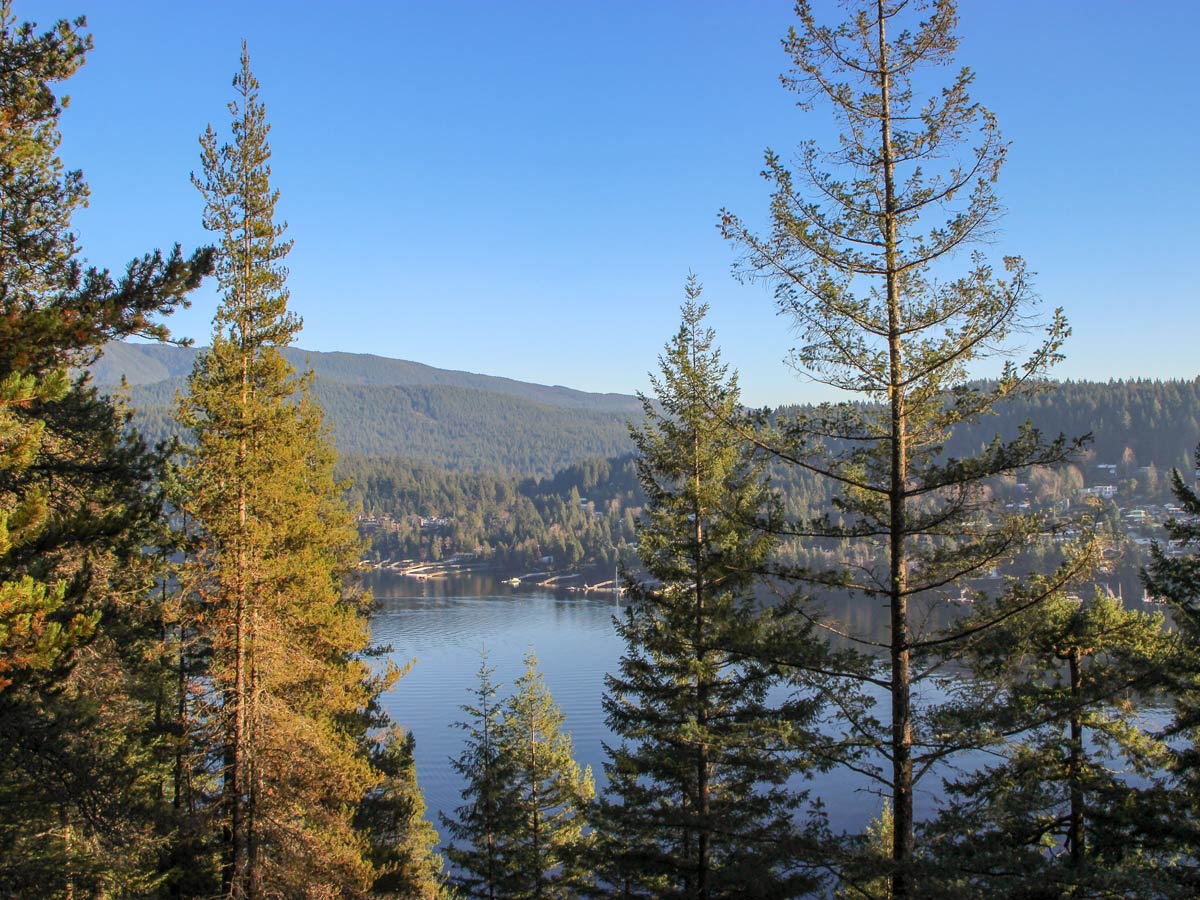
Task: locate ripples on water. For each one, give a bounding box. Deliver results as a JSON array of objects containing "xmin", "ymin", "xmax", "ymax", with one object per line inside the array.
[
  {"xmin": 367, "ymin": 572, "xmax": 625, "ymax": 839},
  {"xmin": 366, "ymin": 569, "xmax": 1172, "ymax": 844},
  {"xmin": 365, "ymin": 570, "xmax": 890, "ymax": 839}
]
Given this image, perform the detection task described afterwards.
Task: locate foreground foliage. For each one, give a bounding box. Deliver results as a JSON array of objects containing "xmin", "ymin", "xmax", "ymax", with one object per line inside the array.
[{"xmin": 0, "ymin": 4, "xmax": 209, "ymax": 895}]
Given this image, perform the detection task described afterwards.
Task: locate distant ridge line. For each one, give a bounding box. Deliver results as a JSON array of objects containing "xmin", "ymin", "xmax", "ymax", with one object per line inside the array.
[{"xmin": 90, "ymin": 341, "xmax": 642, "ymax": 414}]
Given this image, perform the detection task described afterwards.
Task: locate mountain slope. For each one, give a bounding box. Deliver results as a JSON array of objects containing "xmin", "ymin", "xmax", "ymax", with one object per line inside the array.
[
  {"xmin": 90, "ymin": 344, "xmax": 1200, "ymax": 480},
  {"xmin": 90, "ymin": 342, "xmax": 642, "ymax": 412},
  {"xmin": 90, "ymin": 342, "xmax": 641, "ymax": 475}
]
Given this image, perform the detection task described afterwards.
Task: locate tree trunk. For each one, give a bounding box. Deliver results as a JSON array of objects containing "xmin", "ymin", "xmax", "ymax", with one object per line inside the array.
[
  {"xmin": 692, "ymin": 373, "xmax": 710, "ymax": 900},
  {"xmin": 877, "ymin": 3, "xmax": 915, "ymax": 894},
  {"xmin": 1067, "ymin": 648, "xmax": 1086, "ymax": 869}
]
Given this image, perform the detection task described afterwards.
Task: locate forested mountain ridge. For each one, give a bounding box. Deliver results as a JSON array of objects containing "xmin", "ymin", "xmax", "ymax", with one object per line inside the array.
[
  {"xmin": 769, "ymin": 377, "xmax": 1200, "ymax": 473},
  {"xmin": 939, "ymin": 378, "xmax": 1200, "ymax": 472},
  {"xmin": 90, "ymin": 340, "xmax": 642, "ymax": 410},
  {"xmin": 342, "ymin": 377, "xmax": 1200, "ymax": 572},
  {"xmin": 90, "ymin": 343, "xmax": 1200, "ymax": 480},
  {"xmin": 88, "ymin": 341, "xmax": 640, "ymax": 474}
]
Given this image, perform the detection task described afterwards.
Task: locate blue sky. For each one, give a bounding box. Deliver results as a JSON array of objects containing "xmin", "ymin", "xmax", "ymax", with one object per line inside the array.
[{"xmin": 22, "ymin": 0, "xmax": 1200, "ymax": 406}]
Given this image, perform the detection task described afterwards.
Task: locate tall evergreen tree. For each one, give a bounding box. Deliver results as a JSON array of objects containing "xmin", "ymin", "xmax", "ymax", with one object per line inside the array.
[
  {"xmin": 1142, "ymin": 448, "xmax": 1200, "ymax": 892},
  {"xmin": 175, "ymin": 46, "xmax": 394, "ymax": 899},
  {"xmin": 443, "ymin": 658, "xmax": 521, "ymax": 900},
  {"xmin": 592, "ymin": 282, "xmax": 826, "ymax": 899},
  {"xmin": 0, "ymin": 4, "xmax": 210, "ymax": 895},
  {"xmin": 924, "ymin": 583, "xmax": 1175, "ymax": 897},
  {"xmin": 498, "ymin": 650, "xmax": 593, "ymax": 900},
  {"xmin": 719, "ymin": 2, "xmax": 1084, "ymax": 894}
]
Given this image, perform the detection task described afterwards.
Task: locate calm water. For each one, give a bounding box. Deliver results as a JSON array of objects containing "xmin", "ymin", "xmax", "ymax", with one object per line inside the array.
[
  {"xmin": 367, "ymin": 570, "xmax": 902, "ymax": 837},
  {"xmin": 365, "ymin": 568, "xmax": 1172, "ymax": 847}
]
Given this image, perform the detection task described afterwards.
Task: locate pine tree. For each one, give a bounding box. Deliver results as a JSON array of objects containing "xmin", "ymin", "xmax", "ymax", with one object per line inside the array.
[
  {"xmin": 719, "ymin": 3, "xmax": 1083, "ymax": 894},
  {"xmin": 176, "ymin": 45, "xmax": 393, "ymax": 899},
  {"xmin": 498, "ymin": 650, "xmax": 593, "ymax": 900},
  {"xmin": 0, "ymin": 367, "xmax": 79, "ymax": 693},
  {"xmin": 923, "ymin": 583, "xmax": 1175, "ymax": 897},
  {"xmin": 592, "ymin": 282, "xmax": 826, "ymax": 899},
  {"xmin": 443, "ymin": 658, "xmax": 521, "ymax": 900},
  {"xmin": 358, "ymin": 728, "xmax": 450, "ymax": 899},
  {"xmin": 0, "ymin": 4, "xmax": 210, "ymax": 895},
  {"xmin": 1142, "ymin": 447, "xmax": 1200, "ymax": 892}
]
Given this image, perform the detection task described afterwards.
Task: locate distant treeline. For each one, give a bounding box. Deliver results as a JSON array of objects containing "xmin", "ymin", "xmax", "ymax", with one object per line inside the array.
[
  {"xmin": 771, "ymin": 378, "xmax": 1200, "ymax": 473},
  {"xmin": 342, "ymin": 454, "xmax": 643, "ymax": 569},
  {"xmin": 940, "ymin": 378, "xmax": 1200, "ymax": 471},
  {"xmin": 342, "ymin": 378, "xmax": 1200, "ymax": 570},
  {"xmin": 123, "ymin": 376, "xmax": 635, "ymax": 476},
  {"xmin": 117, "ymin": 376, "xmax": 1200, "ymax": 485}
]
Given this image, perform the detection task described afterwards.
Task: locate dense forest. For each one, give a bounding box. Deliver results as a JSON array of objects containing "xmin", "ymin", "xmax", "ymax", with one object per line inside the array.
[
  {"xmin": 110, "ymin": 374, "xmax": 635, "ymax": 476},
  {"xmin": 94, "ymin": 340, "xmax": 1200, "ymax": 480},
  {"xmin": 344, "ymin": 454, "xmax": 641, "ymax": 569},
  {"xmin": 339, "ymin": 374, "xmax": 1200, "ymax": 574},
  {"xmin": 5, "ymin": 2, "xmax": 1200, "ymax": 900}
]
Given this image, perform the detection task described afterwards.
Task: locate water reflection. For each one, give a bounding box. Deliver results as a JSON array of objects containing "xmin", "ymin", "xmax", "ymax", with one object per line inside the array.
[
  {"xmin": 365, "ymin": 568, "xmax": 1170, "ymax": 843},
  {"xmin": 365, "ymin": 569, "xmax": 890, "ymax": 838}
]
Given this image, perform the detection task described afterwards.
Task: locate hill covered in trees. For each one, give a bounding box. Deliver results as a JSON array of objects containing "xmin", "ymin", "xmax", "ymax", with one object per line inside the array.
[
  {"xmin": 89, "ymin": 341, "xmax": 640, "ymax": 474},
  {"xmin": 339, "ymin": 376, "xmax": 1200, "ymax": 574},
  {"xmin": 91, "ymin": 343, "xmax": 1200, "ymax": 481}
]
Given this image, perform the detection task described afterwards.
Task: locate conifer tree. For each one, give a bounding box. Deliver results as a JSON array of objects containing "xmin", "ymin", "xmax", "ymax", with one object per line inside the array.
[
  {"xmin": 358, "ymin": 728, "xmax": 451, "ymax": 900},
  {"xmin": 719, "ymin": 2, "xmax": 1086, "ymax": 894},
  {"xmin": 592, "ymin": 282, "xmax": 826, "ymax": 899},
  {"xmin": 443, "ymin": 658, "xmax": 521, "ymax": 900},
  {"xmin": 924, "ymin": 584, "xmax": 1175, "ymax": 897},
  {"xmin": 1142, "ymin": 448, "xmax": 1200, "ymax": 892},
  {"xmin": 0, "ymin": 4, "xmax": 210, "ymax": 895},
  {"xmin": 176, "ymin": 46, "xmax": 393, "ymax": 899},
  {"xmin": 498, "ymin": 650, "xmax": 593, "ymax": 900},
  {"xmin": 833, "ymin": 802, "xmax": 893, "ymax": 900}
]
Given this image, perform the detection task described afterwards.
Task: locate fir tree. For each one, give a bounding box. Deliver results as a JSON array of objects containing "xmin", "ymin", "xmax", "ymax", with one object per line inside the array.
[
  {"xmin": 358, "ymin": 728, "xmax": 450, "ymax": 900},
  {"xmin": 924, "ymin": 582, "xmax": 1175, "ymax": 897},
  {"xmin": 834, "ymin": 802, "xmax": 893, "ymax": 900},
  {"xmin": 1142, "ymin": 447, "xmax": 1200, "ymax": 892},
  {"xmin": 719, "ymin": 3, "xmax": 1084, "ymax": 893},
  {"xmin": 176, "ymin": 45, "xmax": 394, "ymax": 899},
  {"xmin": 443, "ymin": 658, "xmax": 521, "ymax": 900},
  {"xmin": 498, "ymin": 650, "xmax": 593, "ymax": 900},
  {"xmin": 592, "ymin": 282, "xmax": 826, "ymax": 899},
  {"xmin": 0, "ymin": 4, "xmax": 209, "ymax": 895}
]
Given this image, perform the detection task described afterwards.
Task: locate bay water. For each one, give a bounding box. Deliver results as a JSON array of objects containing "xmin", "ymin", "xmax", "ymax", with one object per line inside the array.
[{"xmin": 367, "ymin": 569, "xmax": 921, "ymax": 839}]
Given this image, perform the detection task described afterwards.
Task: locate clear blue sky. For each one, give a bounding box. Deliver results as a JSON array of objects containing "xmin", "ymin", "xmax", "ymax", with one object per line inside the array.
[{"xmin": 21, "ymin": 0, "xmax": 1200, "ymax": 406}]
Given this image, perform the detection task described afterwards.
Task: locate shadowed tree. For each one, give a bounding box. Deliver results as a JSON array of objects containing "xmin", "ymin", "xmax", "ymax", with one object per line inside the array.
[
  {"xmin": 443, "ymin": 658, "xmax": 521, "ymax": 900},
  {"xmin": 0, "ymin": 3, "xmax": 210, "ymax": 895},
  {"xmin": 923, "ymin": 581, "xmax": 1176, "ymax": 897},
  {"xmin": 358, "ymin": 727, "xmax": 451, "ymax": 899},
  {"xmin": 1142, "ymin": 447, "xmax": 1200, "ymax": 893}
]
